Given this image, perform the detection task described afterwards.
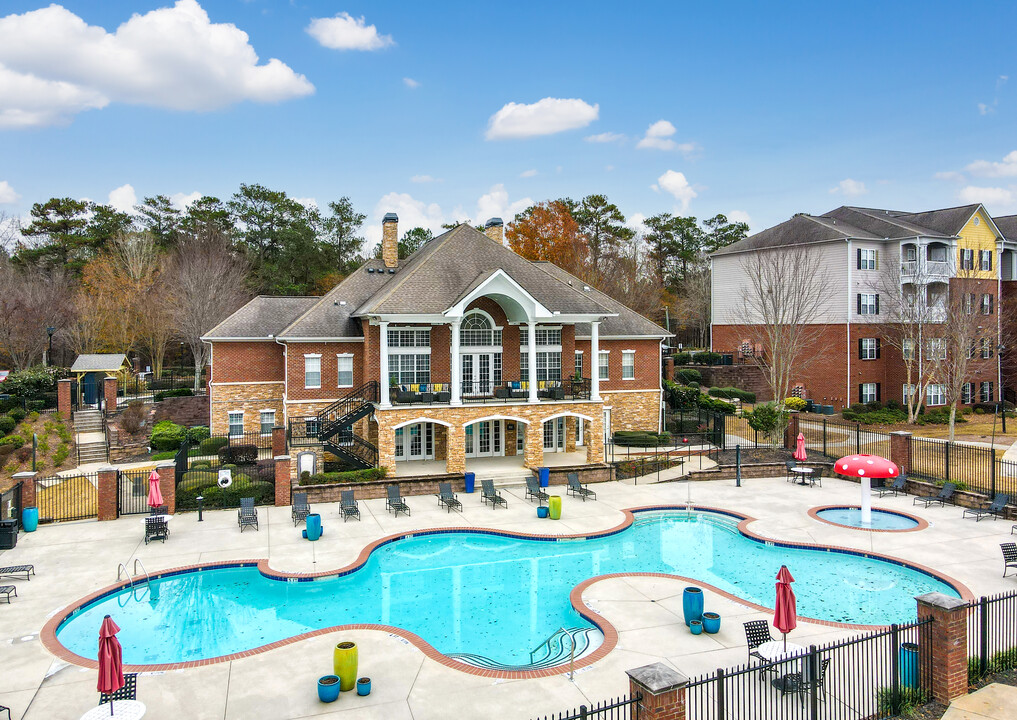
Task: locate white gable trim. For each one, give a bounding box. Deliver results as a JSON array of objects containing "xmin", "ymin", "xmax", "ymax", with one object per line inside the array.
[{"xmin": 444, "ymin": 269, "xmax": 553, "ymax": 322}]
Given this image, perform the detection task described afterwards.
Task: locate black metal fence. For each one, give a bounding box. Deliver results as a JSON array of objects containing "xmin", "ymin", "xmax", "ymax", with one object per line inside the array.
[
  {"xmin": 182, "ymin": 431, "xmax": 274, "ymax": 463},
  {"xmin": 532, "ymin": 693, "xmax": 642, "ymax": 720},
  {"xmin": 175, "ymin": 460, "xmax": 276, "ymax": 510},
  {"xmin": 1, "ymin": 481, "xmax": 22, "ymax": 531},
  {"xmin": 966, "ymin": 589, "xmax": 1017, "ymax": 684},
  {"xmin": 34, "ymin": 472, "xmax": 99, "ymax": 522},
  {"xmin": 795, "ymin": 418, "xmax": 892, "ymax": 461},
  {"xmin": 663, "ymin": 409, "xmax": 727, "ymax": 446},
  {"xmin": 910, "ymin": 437, "xmax": 1013, "ymax": 500},
  {"xmin": 117, "ymin": 372, "xmax": 207, "ymax": 404},
  {"xmin": 117, "ymin": 469, "xmax": 155, "ymax": 515},
  {"xmin": 687, "ymin": 619, "xmax": 932, "ymax": 720}
]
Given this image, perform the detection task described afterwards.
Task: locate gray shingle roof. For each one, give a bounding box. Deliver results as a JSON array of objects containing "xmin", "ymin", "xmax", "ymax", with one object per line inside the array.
[
  {"xmin": 994, "ymin": 215, "xmax": 1017, "ymax": 241},
  {"xmin": 279, "ymin": 258, "xmax": 392, "ymax": 338},
  {"xmin": 891, "ymin": 204, "xmax": 980, "ymax": 237},
  {"xmin": 203, "ymin": 297, "xmax": 319, "ymax": 339},
  {"xmin": 711, "ymin": 213, "xmax": 872, "ymax": 256},
  {"xmin": 70, "ymin": 354, "xmax": 128, "ymax": 372}
]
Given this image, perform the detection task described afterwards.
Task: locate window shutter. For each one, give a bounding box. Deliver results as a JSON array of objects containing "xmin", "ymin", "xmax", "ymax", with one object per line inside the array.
[
  {"xmin": 858, "ymin": 384, "xmax": 863, "ymax": 402},
  {"xmin": 990, "ymin": 252, "xmax": 993, "ymax": 271},
  {"xmin": 991, "ymin": 295, "xmax": 995, "ymax": 314},
  {"xmin": 874, "ymin": 294, "xmax": 880, "ymax": 314},
  {"xmin": 876, "ymin": 383, "xmax": 881, "ymax": 401},
  {"xmin": 876, "ymin": 338, "xmax": 881, "ymax": 358},
  {"xmin": 858, "ymin": 339, "xmax": 863, "ymax": 358},
  {"xmin": 857, "ymin": 248, "xmax": 862, "ymax": 269},
  {"xmin": 857, "ymin": 294, "xmax": 862, "ymax": 315},
  {"xmin": 874, "ymin": 250, "xmax": 879, "ymax": 269}
]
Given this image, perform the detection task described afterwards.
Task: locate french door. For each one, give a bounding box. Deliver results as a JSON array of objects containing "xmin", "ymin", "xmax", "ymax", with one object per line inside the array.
[
  {"xmin": 461, "ymin": 352, "xmax": 494, "ymax": 397},
  {"xmin": 394, "ymin": 423, "xmax": 433, "ymax": 461},
  {"xmin": 465, "ymin": 420, "xmax": 503, "ymax": 458},
  {"xmin": 543, "ymin": 417, "xmax": 565, "ymax": 452}
]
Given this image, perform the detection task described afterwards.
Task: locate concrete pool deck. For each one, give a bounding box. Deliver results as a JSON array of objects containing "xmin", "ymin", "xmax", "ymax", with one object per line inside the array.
[{"xmin": 2, "ymin": 474, "xmax": 1016, "ymax": 719}]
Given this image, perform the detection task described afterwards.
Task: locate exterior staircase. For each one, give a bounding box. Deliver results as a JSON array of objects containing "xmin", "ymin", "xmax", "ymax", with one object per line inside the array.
[
  {"xmin": 316, "ymin": 382, "xmax": 380, "ymax": 470},
  {"xmin": 73, "ymin": 409, "xmax": 108, "ymax": 465}
]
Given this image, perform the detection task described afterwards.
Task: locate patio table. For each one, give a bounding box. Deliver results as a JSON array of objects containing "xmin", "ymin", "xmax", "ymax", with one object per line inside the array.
[
  {"xmin": 788, "ymin": 467, "xmax": 813, "ymax": 486},
  {"xmin": 757, "ymin": 641, "xmax": 809, "ymax": 692},
  {"xmin": 79, "ymin": 700, "xmax": 146, "ymax": 719},
  {"xmin": 140, "ymin": 515, "xmax": 171, "ymax": 525}
]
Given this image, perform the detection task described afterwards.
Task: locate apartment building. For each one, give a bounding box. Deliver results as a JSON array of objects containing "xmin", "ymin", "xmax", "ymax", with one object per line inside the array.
[{"xmin": 710, "ymin": 204, "xmax": 1016, "ymax": 410}]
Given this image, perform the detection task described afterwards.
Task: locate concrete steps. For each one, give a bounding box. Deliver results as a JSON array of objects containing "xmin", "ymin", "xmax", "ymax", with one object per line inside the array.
[
  {"xmin": 76, "ymin": 442, "xmax": 107, "ymax": 464},
  {"xmin": 73, "ymin": 410, "xmax": 103, "ymax": 433}
]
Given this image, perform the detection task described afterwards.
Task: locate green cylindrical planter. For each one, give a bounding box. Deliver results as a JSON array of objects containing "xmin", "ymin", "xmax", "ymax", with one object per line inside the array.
[
  {"xmin": 333, "ymin": 642, "xmax": 358, "ymax": 691},
  {"xmin": 548, "ymin": 495, "xmax": 562, "ymax": 520}
]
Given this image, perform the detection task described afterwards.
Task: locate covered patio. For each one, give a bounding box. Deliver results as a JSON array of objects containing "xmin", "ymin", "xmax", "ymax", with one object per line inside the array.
[{"xmin": 391, "ymin": 450, "xmax": 591, "ymax": 478}]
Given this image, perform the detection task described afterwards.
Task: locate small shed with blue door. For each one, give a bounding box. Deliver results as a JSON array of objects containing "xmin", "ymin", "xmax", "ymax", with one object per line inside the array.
[{"xmin": 69, "ymin": 353, "xmax": 129, "ymax": 407}]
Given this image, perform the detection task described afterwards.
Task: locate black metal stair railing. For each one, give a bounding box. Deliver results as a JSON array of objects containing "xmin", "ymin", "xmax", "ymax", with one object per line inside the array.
[{"xmin": 315, "ymin": 381, "xmax": 380, "ymax": 468}]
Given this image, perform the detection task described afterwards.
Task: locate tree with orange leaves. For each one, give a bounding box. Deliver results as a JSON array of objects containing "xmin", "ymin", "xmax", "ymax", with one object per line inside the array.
[{"xmin": 506, "ymin": 201, "xmax": 591, "ymax": 279}]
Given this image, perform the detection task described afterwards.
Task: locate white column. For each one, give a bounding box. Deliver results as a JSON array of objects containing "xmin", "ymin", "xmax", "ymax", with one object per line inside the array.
[
  {"xmin": 527, "ymin": 321, "xmax": 539, "ymax": 403},
  {"xmin": 860, "ymin": 477, "xmax": 872, "ymax": 525},
  {"xmin": 451, "ymin": 318, "xmax": 462, "ymax": 405},
  {"xmin": 379, "ymin": 321, "xmax": 390, "ymax": 407},
  {"xmin": 590, "ymin": 321, "xmax": 601, "ymax": 401}
]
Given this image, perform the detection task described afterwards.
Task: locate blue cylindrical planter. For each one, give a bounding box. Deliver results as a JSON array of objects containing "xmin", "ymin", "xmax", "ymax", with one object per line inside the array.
[
  {"xmin": 464, "ymin": 472, "xmax": 475, "ymax": 494},
  {"xmin": 900, "ymin": 642, "xmax": 919, "ymax": 689},
  {"xmin": 539, "ymin": 467, "xmax": 550, "ymax": 488},
  {"xmin": 683, "ymin": 586, "xmax": 704, "ymax": 626},
  {"xmin": 303, "ymin": 513, "xmax": 322, "ymax": 541},
  {"xmin": 537, "ymin": 506, "xmax": 549, "ymax": 518},
  {"xmin": 357, "ymin": 677, "xmax": 371, "ymax": 696},
  {"xmin": 22, "ymin": 507, "xmax": 38, "ymax": 532},
  {"xmin": 317, "ymin": 675, "xmax": 341, "ymax": 703},
  {"xmin": 702, "ymin": 612, "xmax": 721, "ymax": 634},
  {"xmin": 690, "ymin": 620, "xmax": 703, "ymax": 635}
]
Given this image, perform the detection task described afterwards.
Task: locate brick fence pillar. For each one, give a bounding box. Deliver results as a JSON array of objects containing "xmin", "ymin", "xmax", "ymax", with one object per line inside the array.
[
  {"xmin": 916, "ymin": 592, "xmax": 969, "ymax": 704},
  {"xmin": 97, "ymin": 466, "xmax": 118, "ymax": 521},
  {"xmin": 12, "ymin": 471, "xmax": 37, "ymax": 509},
  {"xmin": 626, "ymin": 662, "xmax": 688, "ymax": 720},
  {"xmin": 275, "ymin": 455, "xmax": 291, "ymax": 507},
  {"xmin": 272, "ymin": 426, "xmax": 287, "ymax": 458},
  {"xmin": 102, "ymin": 377, "xmax": 118, "ymax": 413},
  {"xmin": 890, "ymin": 431, "xmax": 912, "ymax": 475},
  {"xmin": 156, "ymin": 462, "xmax": 176, "ymax": 514},
  {"xmin": 664, "ymin": 356, "xmax": 675, "ymax": 382},
  {"xmin": 57, "ymin": 379, "xmax": 73, "ymax": 421},
  {"xmin": 784, "ymin": 411, "xmax": 800, "ymax": 450}
]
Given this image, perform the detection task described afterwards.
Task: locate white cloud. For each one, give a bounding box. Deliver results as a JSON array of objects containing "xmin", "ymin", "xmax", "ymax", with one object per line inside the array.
[
  {"xmin": 636, "ymin": 120, "xmax": 698, "ymax": 154},
  {"xmin": 306, "ymin": 12, "xmax": 393, "ymax": 51},
  {"xmin": 978, "ymin": 103, "xmax": 992, "ymax": 116},
  {"xmin": 293, "ymin": 197, "xmax": 317, "ymax": 209},
  {"xmin": 728, "ymin": 210, "xmax": 751, "ymax": 228},
  {"xmin": 519, "ymin": 169, "xmax": 538, "ymax": 178},
  {"xmin": 653, "ymin": 170, "xmax": 697, "ymax": 211},
  {"xmin": 626, "ymin": 212, "xmax": 648, "ymax": 236},
  {"xmin": 959, "ymin": 185, "xmax": 1016, "ymax": 208},
  {"xmin": 475, "ymin": 184, "xmax": 532, "ymax": 224},
  {"xmin": 108, "ymin": 183, "xmax": 136, "ymax": 213},
  {"xmin": 584, "ymin": 132, "xmax": 625, "ymax": 143},
  {"xmin": 485, "ymin": 97, "xmax": 598, "ymax": 140},
  {"xmin": 0, "ymin": 180, "xmax": 21, "ymax": 204},
  {"xmin": 0, "ymin": 1, "xmax": 313, "ymax": 129},
  {"xmin": 170, "ymin": 191, "xmax": 202, "ymax": 209},
  {"xmin": 410, "ymin": 174, "xmax": 439, "ymax": 183},
  {"xmin": 934, "ymin": 171, "xmax": 965, "ymax": 182},
  {"xmin": 830, "ymin": 178, "xmax": 868, "ymax": 196},
  {"xmin": 966, "ymin": 151, "xmax": 1017, "ymax": 178},
  {"xmin": 403, "ymin": 77, "xmax": 420, "ymax": 89}
]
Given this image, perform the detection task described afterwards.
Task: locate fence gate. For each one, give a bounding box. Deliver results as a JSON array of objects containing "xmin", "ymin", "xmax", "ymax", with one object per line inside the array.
[
  {"xmin": 34, "ymin": 473, "xmax": 99, "ymax": 522},
  {"xmin": 118, "ymin": 469, "xmax": 153, "ymax": 515},
  {"xmin": 1, "ymin": 481, "xmax": 22, "ymax": 530}
]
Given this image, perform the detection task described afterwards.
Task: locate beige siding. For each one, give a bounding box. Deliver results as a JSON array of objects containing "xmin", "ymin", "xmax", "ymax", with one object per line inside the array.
[{"xmin": 849, "ymin": 241, "xmax": 898, "ymax": 326}]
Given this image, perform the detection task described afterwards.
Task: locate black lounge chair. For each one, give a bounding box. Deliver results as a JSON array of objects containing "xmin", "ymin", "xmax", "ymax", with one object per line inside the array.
[
  {"xmin": 99, "ymin": 672, "xmax": 137, "ymax": 705},
  {"xmin": 482, "ymin": 479, "xmax": 507, "ymax": 509},
  {"xmin": 964, "ymin": 493, "xmax": 1009, "ymax": 522},
  {"xmin": 291, "ymin": 492, "xmax": 311, "ymax": 526},
  {"xmin": 238, "ymin": 497, "xmax": 259, "ymax": 532},
  {"xmin": 876, "ymin": 475, "xmax": 907, "ymax": 498},
  {"xmin": 567, "ymin": 472, "xmax": 597, "ymax": 501},
  {"xmin": 144, "ymin": 516, "xmax": 168, "ymax": 545},
  {"xmin": 340, "ymin": 490, "xmax": 361, "ymax": 522},
  {"xmin": 1, "ymin": 703, "xmax": 10, "ymax": 720},
  {"xmin": 743, "ymin": 620, "xmax": 777, "ymax": 679},
  {"xmin": 0, "ymin": 565, "xmax": 35, "ymax": 581},
  {"xmin": 1003, "ymin": 543, "xmax": 1017, "ymax": 578},
  {"xmin": 436, "ymin": 482, "xmax": 462, "ymax": 513},
  {"xmin": 386, "ymin": 485, "xmax": 411, "ymax": 517},
  {"xmin": 0, "ymin": 585, "xmax": 15, "ymax": 604},
  {"xmin": 914, "ymin": 482, "xmax": 956, "ymax": 508},
  {"xmin": 525, "ymin": 476, "xmax": 548, "ymax": 504}
]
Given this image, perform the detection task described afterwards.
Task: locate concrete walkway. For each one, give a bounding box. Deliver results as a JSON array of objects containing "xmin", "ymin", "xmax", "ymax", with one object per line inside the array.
[{"xmin": 943, "ymin": 683, "xmax": 1017, "ymax": 719}]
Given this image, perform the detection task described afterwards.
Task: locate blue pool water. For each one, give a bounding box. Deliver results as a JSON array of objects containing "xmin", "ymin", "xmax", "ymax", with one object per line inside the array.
[
  {"xmin": 55, "ymin": 510, "xmax": 958, "ymax": 668},
  {"xmin": 816, "ymin": 507, "xmax": 920, "ymax": 531}
]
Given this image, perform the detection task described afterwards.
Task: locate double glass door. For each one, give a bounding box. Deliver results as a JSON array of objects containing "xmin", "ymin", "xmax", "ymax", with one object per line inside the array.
[
  {"xmin": 461, "ymin": 353, "xmax": 494, "ymax": 397},
  {"xmin": 543, "ymin": 417, "xmax": 565, "ymax": 452},
  {"xmin": 465, "ymin": 420, "xmax": 503, "ymax": 458},
  {"xmin": 394, "ymin": 423, "xmax": 433, "ymax": 461}
]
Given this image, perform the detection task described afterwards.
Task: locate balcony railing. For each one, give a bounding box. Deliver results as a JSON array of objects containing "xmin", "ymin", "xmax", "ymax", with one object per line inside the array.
[
  {"xmin": 387, "ymin": 378, "xmax": 592, "ymax": 405},
  {"xmin": 901, "ymin": 259, "xmax": 954, "ymax": 281}
]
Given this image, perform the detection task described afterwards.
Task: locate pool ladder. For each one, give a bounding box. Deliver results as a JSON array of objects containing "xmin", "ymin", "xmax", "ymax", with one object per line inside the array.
[
  {"xmin": 530, "ymin": 627, "xmax": 577, "ymax": 680},
  {"xmin": 116, "ymin": 559, "xmax": 151, "ymax": 603}
]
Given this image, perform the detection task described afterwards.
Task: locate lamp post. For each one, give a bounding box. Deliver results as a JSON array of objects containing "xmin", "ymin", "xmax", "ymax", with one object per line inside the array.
[{"xmin": 45, "ymin": 326, "xmax": 55, "ymax": 367}]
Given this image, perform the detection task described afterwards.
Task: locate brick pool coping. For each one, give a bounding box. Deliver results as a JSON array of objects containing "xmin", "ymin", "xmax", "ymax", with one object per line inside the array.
[
  {"xmin": 39, "ymin": 503, "xmax": 972, "ymax": 679},
  {"xmin": 807, "ymin": 504, "xmax": 930, "ymax": 533}
]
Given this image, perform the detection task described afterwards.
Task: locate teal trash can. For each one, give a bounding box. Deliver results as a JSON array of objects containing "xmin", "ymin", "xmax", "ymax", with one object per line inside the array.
[
  {"xmin": 22, "ymin": 507, "xmax": 38, "ymax": 532},
  {"xmin": 538, "ymin": 467, "xmax": 550, "ymax": 488},
  {"xmin": 900, "ymin": 642, "xmax": 919, "ymax": 689},
  {"xmin": 464, "ymin": 472, "xmax": 475, "ymax": 494},
  {"xmin": 302, "ymin": 513, "xmax": 322, "ymax": 541}
]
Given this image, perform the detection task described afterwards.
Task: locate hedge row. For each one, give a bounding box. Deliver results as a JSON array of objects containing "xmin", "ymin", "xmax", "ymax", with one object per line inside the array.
[
  {"xmin": 708, "ymin": 386, "xmax": 756, "ymax": 403},
  {"xmin": 298, "ymin": 467, "xmax": 388, "ymax": 486}
]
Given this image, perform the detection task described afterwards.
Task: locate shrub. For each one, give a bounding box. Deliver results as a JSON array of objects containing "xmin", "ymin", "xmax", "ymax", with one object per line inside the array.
[
  {"xmin": 745, "ymin": 403, "xmax": 782, "ymax": 437},
  {"xmin": 663, "ymin": 380, "xmax": 700, "ymax": 409},
  {"xmin": 120, "ymin": 401, "xmax": 147, "ymax": 435},
  {"xmin": 672, "ymin": 352, "xmax": 691, "ymax": 366},
  {"xmin": 974, "ymin": 407, "xmax": 985, "ymax": 415},
  {"xmin": 612, "ymin": 431, "xmax": 675, "ymax": 447},
  {"xmin": 675, "ymin": 368, "xmax": 702, "ymax": 385},
  {"xmin": 0, "ymin": 365, "xmax": 66, "ymax": 401},
  {"xmin": 150, "ymin": 420, "xmax": 187, "ymax": 451},
  {"xmin": 53, "ymin": 443, "xmax": 69, "ymax": 466},
  {"xmin": 1, "ymin": 435, "xmax": 24, "ymax": 450},
  {"xmin": 8, "ymin": 408, "xmax": 26, "ymax": 423},
  {"xmin": 849, "ymin": 408, "xmax": 908, "ymax": 425},
  {"xmin": 27, "ymin": 410, "xmax": 40, "ymax": 421},
  {"xmin": 187, "ymin": 425, "xmax": 211, "ymax": 443},
  {"xmin": 783, "ymin": 397, "xmax": 806, "ymax": 411},
  {"xmin": 199, "ymin": 436, "xmax": 229, "ymax": 456},
  {"xmin": 691, "ymin": 352, "xmax": 722, "ymax": 366},
  {"xmin": 0, "ymin": 416, "xmax": 15, "ymax": 435},
  {"xmin": 37, "ymin": 437, "xmax": 49, "ymax": 454},
  {"xmin": 709, "ymin": 386, "xmax": 756, "ymax": 403},
  {"xmin": 299, "ymin": 467, "xmax": 388, "ymax": 486},
  {"xmin": 25, "ymin": 400, "xmax": 44, "ymax": 412},
  {"xmin": 154, "ymin": 388, "xmax": 194, "ymax": 401},
  {"xmin": 849, "ymin": 403, "xmax": 867, "ymax": 414},
  {"xmin": 0, "ymin": 443, "xmax": 13, "ymax": 458},
  {"xmin": 219, "ymin": 444, "xmax": 258, "ymax": 465},
  {"xmin": 884, "ymin": 399, "xmax": 903, "ymax": 411}
]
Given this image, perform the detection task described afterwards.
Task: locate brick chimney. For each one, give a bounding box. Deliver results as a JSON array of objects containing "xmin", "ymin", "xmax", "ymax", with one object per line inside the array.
[
  {"xmin": 484, "ymin": 217, "xmax": 504, "ymax": 246},
  {"xmin": 382, "ymin": 212, "xmax": 399, "ymax": 268}
]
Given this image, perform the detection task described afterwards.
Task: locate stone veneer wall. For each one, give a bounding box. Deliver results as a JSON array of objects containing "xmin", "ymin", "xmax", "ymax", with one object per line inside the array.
[
  {"xmin": 209, "ymin": 382, "xmax": 285, "ymax": 435},
  {"xmin": 600, "ymin": 389, "xmax": 662, "ymax": 433}
]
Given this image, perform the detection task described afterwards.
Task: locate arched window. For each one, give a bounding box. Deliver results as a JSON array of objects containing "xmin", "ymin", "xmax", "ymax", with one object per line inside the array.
[{"xmin": 460, "ymin": 311, "xmax": 501, "ymax": 346}]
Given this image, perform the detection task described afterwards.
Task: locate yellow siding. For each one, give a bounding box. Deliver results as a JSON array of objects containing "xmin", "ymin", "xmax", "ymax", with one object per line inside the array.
[{"xmin": 957, "ymin": 207, "xmax": 998, "ymax": 279}]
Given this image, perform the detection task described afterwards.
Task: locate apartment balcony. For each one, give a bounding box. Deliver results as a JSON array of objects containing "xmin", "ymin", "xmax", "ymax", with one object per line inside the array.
[
  {"xmin": 900, "ymin": 259, "xmax": 954, "ymax": 283},
  {"xmin": 388, "ymin": 377, "xmax": 593, "ymax": 406}
]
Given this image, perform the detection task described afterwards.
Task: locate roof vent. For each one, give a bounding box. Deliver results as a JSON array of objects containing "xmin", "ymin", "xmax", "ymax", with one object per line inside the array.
[{"xmin": 339, "ymin": 300, "xmax": 347, "ymax": 306}]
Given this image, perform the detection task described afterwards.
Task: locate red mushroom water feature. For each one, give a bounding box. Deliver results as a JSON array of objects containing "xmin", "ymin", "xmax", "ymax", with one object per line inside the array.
[{"xmin": 833, "ymin": 454, "xmax": 899, "ymax": 526}]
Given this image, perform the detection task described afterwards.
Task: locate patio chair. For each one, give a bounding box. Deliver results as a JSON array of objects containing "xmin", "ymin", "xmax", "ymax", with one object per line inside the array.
[
  {"xmin": 238, "ymin": 497, "xmax": 259, "ymax": 532},
  {"xmin": 481, "ymin": 479, "xmax": 508, "ymax": 508},
  {"xmin": 876, "ymin": 475, "xmax": 907, "ymax": 498},
  {"xmin": 1, "ymin": 703, "xmax": 10, "ymax": 720},
  {"xmin": 1002, "ymin": 543, "xmax": 1017, "ymax": 577},
  {"xmin": 291, "ymin": 492, "xmax": 311, "ymax": 526},
  {"xmin": 525, "ymin": 476, "xmax": 549, "ymax": 504},
  {"xmin": 0, "ymin": 586, "xmax": 15, "ymax": 603},
  {"xmin": 436, "ymin": 482, "xmax": 463, "ymax": 513},
  {"xmin": 785, "ymin": 658, "xmax": 831, "ymax": 705},
  {"xmin": 149, "ymin": 505, "xmax": 168, "ymax": 516},
  {"xmin": 99, "ymin": 672, "xmax": 137, "ymax": 705},
  {"xmin": 963, "ymin": 494, "xmax": 1009, "ymax": 522},
  {"xmin": 144, "ymin": 516, "xmax": 168, "ymax": 545},
  {"xmin": 339, "ymin": 490, "xmax": 361, "ymax": 522},
  {"xmin": 808, "ymin": 466, "xmax": 824, "ymax": 488},
  {"xmin": 785, "ymin": 460, "xmax": 797, "ymax": 482},
  {"xmin": 743, "ymin": 620, "xmax": 777, "ymax": 680},
  {"xmin": 0, "ymin": 565, "xmax": 35, "ymax": 581},
  {"xmin": 386, "ymin": 485, "xmax": 411, "ymax": 517},
  {"xmin": 913, "ymin": 482, "xmax": 956, "ymax": 508},
  {"xmin": 567, "ymin": 472, "xmax": 597, "ymax": 501}
]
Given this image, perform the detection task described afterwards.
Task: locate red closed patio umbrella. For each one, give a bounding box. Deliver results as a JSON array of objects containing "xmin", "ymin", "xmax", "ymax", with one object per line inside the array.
[
  {"xmin": 793, "ymin": 432, "xmax": 807, "ymax": 462},
  {"xmin": 146, "ymin": 469, "xmax": 163, "ymax": 510},
  {"xmin": 97, "ymin": 615, "xmax": 124, "ymax": 716},
  {"xmin": 774, "ymin": 565, "xmax": 797, "ymax": 651}
]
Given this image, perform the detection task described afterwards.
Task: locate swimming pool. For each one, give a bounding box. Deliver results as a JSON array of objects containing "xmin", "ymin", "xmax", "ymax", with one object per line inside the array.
[
  {"xmin": 52, "ymin": 508, "xmax": 961, "ymax": 671},
  {"xmin": 814, "ymin": 506, "xmax": 923, "ymax": 531}
]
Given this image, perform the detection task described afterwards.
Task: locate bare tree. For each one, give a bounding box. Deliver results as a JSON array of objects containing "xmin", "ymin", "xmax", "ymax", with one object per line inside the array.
[
  {"xmin": 165, "ymin": 229, "xmax": 251, "ymax": 391},
  {"xmin": 0, "ymin": 262, "xmax": 73, "ymax": 369},
  {"xmin": 734, "ymin": 245, "xmax": 831, "ymax": 405},
  {"xmin": 676, "ymin": 267, "xmax": 711, "ymax": 348},
  {"xmin": 941, "ymin": 272, "xmax": 991, "ymax": 441}
]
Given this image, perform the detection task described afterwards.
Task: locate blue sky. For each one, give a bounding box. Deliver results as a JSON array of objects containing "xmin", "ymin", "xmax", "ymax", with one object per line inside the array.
[{"xmin": 1, "ymin": 0, "xmax": 1016, "ymax": 247}]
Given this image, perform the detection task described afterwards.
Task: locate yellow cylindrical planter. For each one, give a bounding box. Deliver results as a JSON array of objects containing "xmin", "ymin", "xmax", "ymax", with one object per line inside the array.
[
  {"xmin": 548, "ymin": 495, "xmax": 562, "ymax": 520},
  {"xmin": 333, "ymin": 641, "xmax": 358, "ymax": 691}
]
